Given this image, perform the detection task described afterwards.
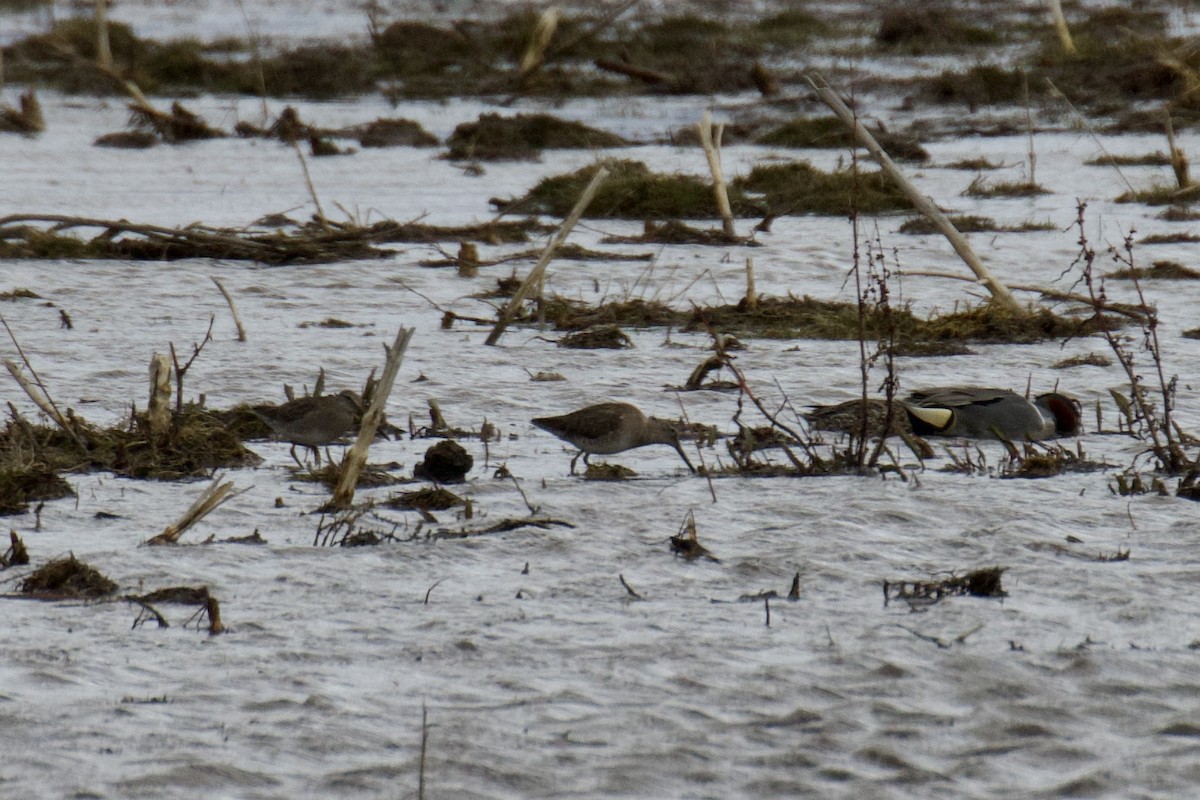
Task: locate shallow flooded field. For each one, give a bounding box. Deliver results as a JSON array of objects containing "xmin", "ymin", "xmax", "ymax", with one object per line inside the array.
[{"xmin": 3, "ymin": 2, "xmax": 1200, "ymax": 798}]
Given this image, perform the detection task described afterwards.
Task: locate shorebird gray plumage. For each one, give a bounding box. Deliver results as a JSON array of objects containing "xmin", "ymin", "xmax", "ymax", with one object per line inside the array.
[
  {"xmin": 532, "ymin": 402, "xmax": 696, "ymax": 475},
  {"xmin": 903, "ymin": 386, "xmax": 1081, "ymax": 440},
  {"xmin": 252, "ymin": 389, "xmax": 363, "ymax": 466}
]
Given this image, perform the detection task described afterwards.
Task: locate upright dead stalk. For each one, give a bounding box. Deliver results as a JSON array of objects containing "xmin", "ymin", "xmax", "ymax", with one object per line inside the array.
[
  {"xmin": 808, "ymin": 74, "xmax": 1021, "ymax": 312},
  {"xmin": 210, "ymin": 277, "xmax": 247, "ymax": 342},
  {"xmin": 743, "ymin": 258, "xmax": 757, "ymax": 310},
  {"xmin": 148, "ymin": 353, "xmax": 172, "ymax": 437},
  {"xmin": 1165, "ymin": 109, "xmax": 1191, "ymax": 189},
  {"xmin": 697, "ymin": 112, "xmax": 736, "ymax": 238},
  {"xmin": 518, "ymin": 6, "xmax": 559, "ymax": 79},
  {"xmin": 1047, "ymin": 0, "xmax": 1077, "ymax": 57},
  {"xmin": 94, "ymin": 0, "xmax": 113, "ymax": 69},
  {"xmin": 485, "ymin": 165, "xmax": 609, "ymax": 345},
  {"xmin": 330, "ymin": 326, "xmax": 415, "ymax": 509},
  {"xmin": 292, "ymin": 141, "xmax": 329, "ymax": 231}
]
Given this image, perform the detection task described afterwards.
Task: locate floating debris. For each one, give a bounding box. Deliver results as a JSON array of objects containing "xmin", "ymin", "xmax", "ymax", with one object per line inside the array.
[{"xmin": 20, "ymin": 554, "xmax": 117, "ymax": 599}]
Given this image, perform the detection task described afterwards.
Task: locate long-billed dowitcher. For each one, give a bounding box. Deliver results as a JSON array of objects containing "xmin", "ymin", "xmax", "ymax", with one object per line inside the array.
[
  {"xmin": 532, "ymin": 402, "xmax": 696, "ymax": 475},
  {"xmin": 252, "ymin": 389, "xmax": 363, "ymax": 465}
]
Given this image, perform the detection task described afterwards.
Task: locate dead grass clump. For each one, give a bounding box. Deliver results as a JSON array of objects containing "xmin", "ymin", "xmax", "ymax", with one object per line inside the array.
[
  {"xmin": 963, "ymin": 177, "xmax": 1049, "ymax": 198},
  {"xmin": 585, "ymin": 462, "xmax": 637, "ymax": 481},
  {"xmin": 385, "ymin": 487, "xmax": 465, "ymax": 511},
  {"xmin": 557, "ymin": 326, "xmax": 632, "ymax": 349},
  {"xmin": 1052, "ymin": 353, "xmax": 1112, "ymax": 369},
  {"xmin": 601, "ymin": 219, "xmax": 748, "ymax": 246},
  {"xmin": 545, "ymin": 298, "xmax": 683, "ymax": 331},
  {"xmin": 1108, "ymin": 260, "xmax": 1200, "ymax": 280},
  {"xmin": 1084, "ymin": 152, "xmax": 1171, "ymax": 167},
  {"xmin": 755, "ymin": 116, "xmax": 928, "ymax": 161},
  {"xmin": 733, "ymin": 161, "xmax": 911, "ymax": 216},
  {"xmin": 445, "ymin": 113, "xmax": 626, "ymax": 160},
  {"xmin": 884, "ymin": 566, "xmax": 1006, "ymax": 605},
  {"xmin": 373, "ymin": 21, "xmax": 474, "ymax": 74},
  {"xmin": 1183, "ymin": 328, "xmax": 1200, "ymax": 340},
  {"xmin": 1140, "ymin": 232, "xmax": 1200, "ymax": 244},
  {"xmin": 20, "ymin": 554, "xmax": 117, "ymax": 599},
  {"xmin": 899, "ymin": 215, "xmax": 1053, "ymax": 234},
  {"xmin": 0, "ymin": 466, "xmax": 75, "ymax": 515},
  {"xmin": 501, "ymin": 160, "xmax": 760, "ymax": 219},
  {"xmin": 875, "ymin": 4, "xmax": 999, "ymax": 54},
  {"xmin": 919, "ymin": 64, "xmax": 1029, "ymax": 108},
  {"xmin": 352, "ymin": 118, "xmax": 438, "ymax": 148},
  {"xmin": 254, "ymin": 44, "xmax": 377, "ymax": 98},
  {"xmin": 944, "ymin": 158, "xmax": 1001, "ymax": 171},
  {"xmin": 94, "ymin": 131, "xmax": 159, "ymax": 149}
]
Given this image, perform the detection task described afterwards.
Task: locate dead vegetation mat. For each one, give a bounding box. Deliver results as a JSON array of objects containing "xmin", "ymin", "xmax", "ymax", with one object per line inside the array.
[
  {"xmin": 0, "ymin": 215, "xmax": 548, "ymax": 263},
  {"xmin": 531, "ymin": 294, "xmax": 1101, "ymax": 344},
  {"xmin": 1, "ymin": 405, "xmax": 260, "ymax": 483}
]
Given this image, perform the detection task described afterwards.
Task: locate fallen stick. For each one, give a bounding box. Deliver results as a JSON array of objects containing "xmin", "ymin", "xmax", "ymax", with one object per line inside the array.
[
  {"xmin": 808, "ymin": 74, "xmax": 1022, "ymax": 312},
  {"xmin": 329, "ymin": 326, "xmax": 415, "ymax": 509},
  {"xmin": 485, "ymin": 165, "xmax": 609, "ymax": 345}
]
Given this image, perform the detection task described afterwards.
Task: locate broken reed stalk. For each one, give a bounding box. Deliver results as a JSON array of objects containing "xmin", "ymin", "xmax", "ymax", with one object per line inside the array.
[
  {"xmin": 147, "ymin": 352, "xmax": 172, "ymax": 437},
  {"xmin": 1165, "ymin": 109, "xmax": 1191, "ymax": 189},
  {"xmin": 94, "ymin": 0, "xmax": 113, "ymax": 69},
  {"xmin": 696, "ymin": 112, "xmax": 736, "ymax": 238},
  {"xmin": 744, "ymin": 257, "xmax": 757, "ymax": 310},
  {"xmin": 518, "ymin": 6, "xmax": 559, "ymax": 79},
  {"xmin": 417, "ymin": 703, "xmax": 429, "ymax": 800},
  {"xmin": 206, "ymin": 595, "xmax": 225, "ymax": 635},
  {"xmin": 808, "ymin": 75, "xmax": 1022, "ymax": 313},
  {"xmin": 329, "ymin": 326, "xmax": 415, "ymax": 509},
  {"xmin": 1047, "ymin": 0, "xmax": 1077, "ymax": 57},
  {"xmin": 146, "ymin": 475, "xmax": 242, "ymax": 545},
  {"xmin": 210, "ymin": 277, "xmax": 247, "ymax": 342},
  {"xmin": 292, "ymin": 141, "xmax": 329, "ymax": 231},
  {"xmin": 485, "ymin": 165, "xmax": 609, "ymax": 345},
  {"xmin": 1023, "ymin": 71, "xmax": 1037, "ymax": 187}
]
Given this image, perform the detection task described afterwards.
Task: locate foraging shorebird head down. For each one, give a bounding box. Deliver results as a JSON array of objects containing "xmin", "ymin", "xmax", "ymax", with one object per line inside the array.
[
  {"xmin": 252, "ymin": 389, "xmax": 364, "ymax": 465},
  {"xmin": 532, "ymin": 401, "xmax": 696, "ymax": 475},
  {"xmin": 902, "ymin": 386, "xmax": 1081, "ymax": 441}
]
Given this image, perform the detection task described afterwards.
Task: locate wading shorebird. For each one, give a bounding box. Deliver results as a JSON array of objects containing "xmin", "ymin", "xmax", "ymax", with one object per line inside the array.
[
  {"xmin": 903, "ymin": 386, "xmax": 1081, "ymax": 440},
  {"xmin": 532, "ymin": 402, "xmax": 696, "ymax": 475},
  {"xmin": 252, "ymin": 389, "xmax": 363, "ymax": 466}
]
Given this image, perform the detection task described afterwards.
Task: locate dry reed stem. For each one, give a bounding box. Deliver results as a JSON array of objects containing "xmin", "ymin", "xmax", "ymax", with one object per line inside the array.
[
  {"xmin": 809, "ymin": 75, "xmax": 1021, "ymax": 312},
  {"xmin": 330, "ymin": 326, "xmax": 415, "ymax": 509},
  {"xmin": 211, "ymin": 277, "xmax": 247, "ymax": 342},
  {"xmin": 518, "ymin": 7, "xmax": 559, "ymax": 78},
  {"xmin": 485, "ymin": 165, "xmax": 609, "ymax": 345},
  {"xmin": 1047, "ymin": 0, "xmax": 1077, "ymax": 57},
  {"xmin": 146, "ymin": 475, "xmax": 242, "ymax": 545},
  {"xmin": 292, "ymin": 141, "xmax": 329, "ymax": 231},
  {"xmin": 896, "ymin": 269, "xmax": 1150, "ymax": 321},
  {"xmin": 94, "ymin": 0, "xmax": 113, "ymax": 69},
  {"xmin": 696, "ymin": 112, "xmax": 736, "ymax": 238}
]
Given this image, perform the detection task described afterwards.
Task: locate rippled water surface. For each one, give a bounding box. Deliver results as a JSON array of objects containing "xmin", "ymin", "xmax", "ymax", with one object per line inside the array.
[{"xmin": 4, "ymin": 6, "xmax": 1200, "ymax": 799}]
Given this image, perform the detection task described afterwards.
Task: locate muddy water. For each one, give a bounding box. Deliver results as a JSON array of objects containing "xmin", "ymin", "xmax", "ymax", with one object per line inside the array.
[{"xmin": 3, "ymin": 30, "xmax": 1200, "ymax": 800}]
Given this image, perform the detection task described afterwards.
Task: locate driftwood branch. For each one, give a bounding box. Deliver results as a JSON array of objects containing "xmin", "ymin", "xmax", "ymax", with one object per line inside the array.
[
  {"xmin": 485, "ymin": 165, "xmax": 609, "ymax": 345},
  {"xmin": 808, "ymin": 74, "xmax": 1022, "ymax": 312}
]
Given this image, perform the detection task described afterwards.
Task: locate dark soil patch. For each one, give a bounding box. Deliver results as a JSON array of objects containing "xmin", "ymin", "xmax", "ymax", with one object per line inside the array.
[{"xmin": 734, "ymin": 161, "xmax": 911, "ymax": 216}]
